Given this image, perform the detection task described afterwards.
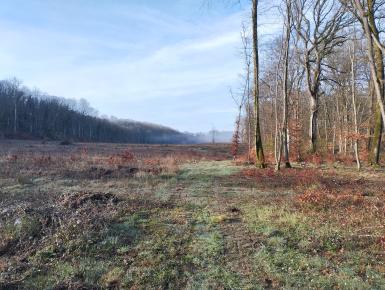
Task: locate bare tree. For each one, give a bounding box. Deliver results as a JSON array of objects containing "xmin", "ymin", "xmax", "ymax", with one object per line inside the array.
[
  {"xmin": 230, "ymin": 88, "xmax": 246, "ymax": 159},
  {"xmin": 274, "ymin": 39, "xmax": 284, "ymax": 171},
  {"xmin": 281, "ymin": 0, "xmax": 292, "ymax": 168},
  {"xmin": 292, "ymin": 0, "xmax": 349, "ymax": 153},
  {"xmin": 252, "ymin": 0, "xmax": 266, "ymax": 168},
  {"xmin": 340, "ymin": 0, "xmax": 385, "ymax": 165},
  {"xmin": 8, "ymin": 78, "xmax": 23, "ymax": 135},
  {"xmin": 240, "ymin": 23, "xmax": 253, "ymax": 162},
  {"xmin": 349, "ymin": 32, "xmax": 361, "ymax": 170}
]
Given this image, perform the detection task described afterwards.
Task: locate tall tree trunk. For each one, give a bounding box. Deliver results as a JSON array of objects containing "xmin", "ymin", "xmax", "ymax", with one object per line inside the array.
[
  {"xmin": 358, "ymin": 0, "xmax": 385, "ymax": 165},
  {"xmin": 295, "ymin": 86, "xmax": 302, "ymax": 161},
  {"xmin": 367, "ymin": 83, "xmax": 374, "ymax": 153},
  {"xmin": 343, "ymin": 95, "xmax": 348, "ymax": 156},
  {"xmin": 368, "ymin": 1, "xmax": 383, "ymax": 166},
  {"xmin": 324, "ymin": 100, "xmax": 329, "ymax": 153},
  {"xmin": 274, "ymin": 85, "xmax": 282, "ymax": 171},
  {"xmin": 274, "ymin": 56, "xmax": 282, "ymax": 171},
  {"xmin": 309, "ymin": 94, "xmax": 318, "ymax": 153},
  {"xmin": 305, "ymin": 53, "xmax": 321, "ymax": 153},
  {"xmin": 282, "ymin": 0, "xmax": 292, "ymax": 168},
  {"xmin": 247, "ymin": 100, "xmax": 252, "ymax": 162},
  {"xmin": 252, "ymin": 0, "xmax": 266, "ymax": 168},
  {"xmin": 350, "ymin": 40, "xmax": 361, "ymax": 170},
  {"xmin": 241, "ymin": 25, "xmax": 252, "ymax": 163}
]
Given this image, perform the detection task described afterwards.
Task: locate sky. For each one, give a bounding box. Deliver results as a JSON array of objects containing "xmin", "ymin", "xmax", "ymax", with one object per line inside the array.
[{"xmin": 0, "ymin": 0, "xmax": 281, "ymax": 133}]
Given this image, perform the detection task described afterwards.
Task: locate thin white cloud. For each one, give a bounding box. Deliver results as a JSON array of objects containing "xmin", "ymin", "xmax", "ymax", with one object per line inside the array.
[
  {"xmin": 0, "ymin": 1, "xmax": 281, "ymax": 132},
  {"xmin": 0, "ymin": 12, "xmax": 243, "ymax": 100}
]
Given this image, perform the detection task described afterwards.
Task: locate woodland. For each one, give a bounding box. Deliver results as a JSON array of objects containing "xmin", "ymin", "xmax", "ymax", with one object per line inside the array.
[
  {"xmin": 0, "ymin": 79, "xmax": 194, "ymax": 144},
  {"xmin": 2, "ymin": 0, "xmax": 385, "ymax": 289},
  {"xmin": 230, "ymin": 0, "xmax": 385, "ymax": 171}
]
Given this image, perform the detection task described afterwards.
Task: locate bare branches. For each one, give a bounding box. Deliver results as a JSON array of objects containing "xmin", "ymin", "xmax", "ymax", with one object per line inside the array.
[{"xmin": 291, "ymin": 0, "xmax": 350, "ymax": 152}]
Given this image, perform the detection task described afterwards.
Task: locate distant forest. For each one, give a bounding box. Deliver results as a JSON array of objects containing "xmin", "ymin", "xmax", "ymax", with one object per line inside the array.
[{"xmin": 0, "ymin": 78, "xmax": 197, "ymax": 144}]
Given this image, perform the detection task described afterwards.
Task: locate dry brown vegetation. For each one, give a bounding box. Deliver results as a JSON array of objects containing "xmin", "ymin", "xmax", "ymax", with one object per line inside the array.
[{"xmin": 1, "ymin": 141, "xmax": 385, "ymax": 289}]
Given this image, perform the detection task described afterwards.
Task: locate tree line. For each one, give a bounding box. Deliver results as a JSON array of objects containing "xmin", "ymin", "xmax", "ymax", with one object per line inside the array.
[
  {"xmin": 0, "ymin": 78, "xmax": 193, "ymax": 144},
  {"xmin": 232, "ymin": 0, "xmax": 385, "ymax": 170}
]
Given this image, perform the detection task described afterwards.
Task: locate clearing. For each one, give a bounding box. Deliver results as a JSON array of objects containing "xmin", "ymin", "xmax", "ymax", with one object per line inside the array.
[{"xmin": 1, "ymin": 141, "xmax": 385, "ymax": 289}]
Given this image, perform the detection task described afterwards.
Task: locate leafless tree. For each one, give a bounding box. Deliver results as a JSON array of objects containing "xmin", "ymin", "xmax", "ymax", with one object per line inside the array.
[
  {"xmin": 281, "ymin": 0, "xmax": 292, "ymax": 168},
  {"xmin": 292, "ymin": 0, "xmax": 349, "ymax": 153},
  {"xmin": 240, "ymin": 23, "xmax": 254, "ymax": 162},
  {"xmin": 349, "ymin": 31, "xmax": 362, "ymax": 170},
  {"xmin": 340, "ymin": 0, "xmax": 385, "ymax": 165},
  {"xmin": 252, "ymin": 0, "xmax": 266, "ymax": 168}
]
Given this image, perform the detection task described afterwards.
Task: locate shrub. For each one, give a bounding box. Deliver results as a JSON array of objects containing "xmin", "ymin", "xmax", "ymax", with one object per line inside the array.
[
  {"xmin": 296, "ymin": 187, "xmax": 364, "ymax": 210},
  {"xmin": 241, "ymin": 168, "xmax": 321, "ymax": 188}
]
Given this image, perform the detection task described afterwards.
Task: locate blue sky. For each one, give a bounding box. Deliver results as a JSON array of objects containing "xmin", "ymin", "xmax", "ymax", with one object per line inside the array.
[{"xmin": 0, "ymin": 0, "xmax": 281, "ymax": 132}]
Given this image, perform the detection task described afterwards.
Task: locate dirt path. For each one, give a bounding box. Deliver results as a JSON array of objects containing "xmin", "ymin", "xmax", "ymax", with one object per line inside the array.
[{"xmin": 2, "ymin": 156, "xmax": 385, "ymax": 289}]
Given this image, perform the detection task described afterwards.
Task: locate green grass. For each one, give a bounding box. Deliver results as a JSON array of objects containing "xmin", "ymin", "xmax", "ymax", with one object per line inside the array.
[
  {"xmin": 242, "ymin": 203, "xmax": 385, "ymax": 289},
  {"xmin": 3, "ymin": 159, "xmax": 385, "ymax": 289}
]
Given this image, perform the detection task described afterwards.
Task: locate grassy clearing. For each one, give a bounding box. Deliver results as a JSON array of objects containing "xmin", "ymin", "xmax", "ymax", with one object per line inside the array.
[
  {"xmin": 1, "ymin": 142, "xmax": 385, "ymax": 289},
  {"xmin": 243, "ymin": 204, "xmax": 384, "ymax": 289}
]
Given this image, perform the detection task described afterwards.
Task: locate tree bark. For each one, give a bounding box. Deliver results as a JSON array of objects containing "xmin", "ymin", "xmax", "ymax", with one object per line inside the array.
[
  {"xmin": 350, "ymin": 39, "xmax": 361, "ymax": 170},
  {"xmin": 252, "ymin": 0, "xmax": 266, "ymax": 168},
  {"xmin": 367, "ymin": 0, "xmax": 384, "ymax": 166},
  {"xmin": 309, "ymin": 94, "xmax": 318, "ymax": 153},
  {"xmin": 282, "ymin": 0, "xmax": 292, "ymax": 168}
]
